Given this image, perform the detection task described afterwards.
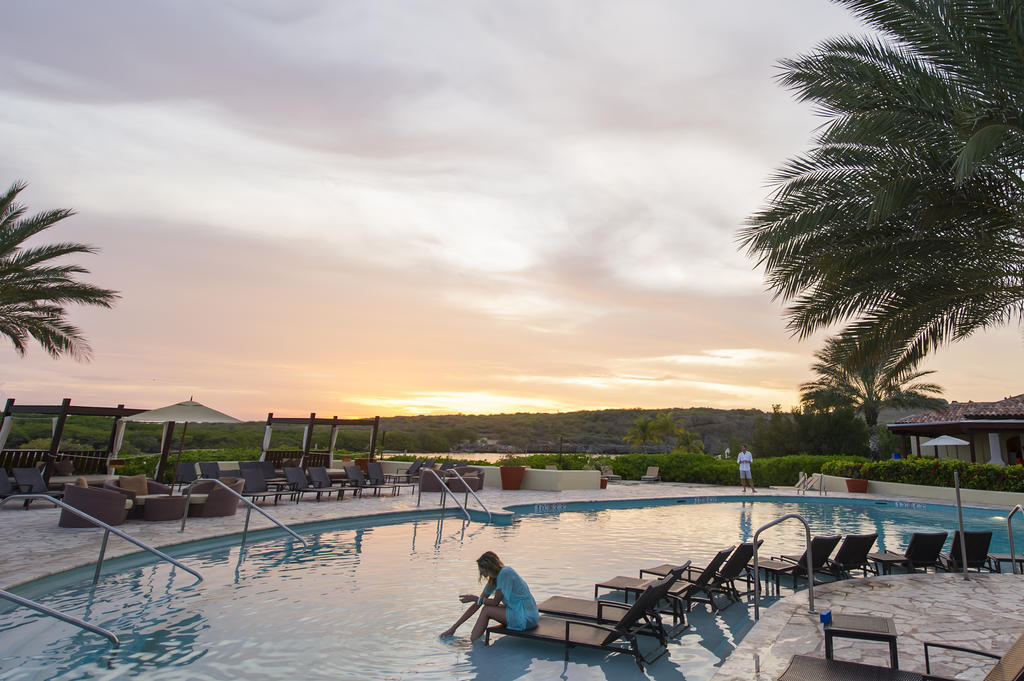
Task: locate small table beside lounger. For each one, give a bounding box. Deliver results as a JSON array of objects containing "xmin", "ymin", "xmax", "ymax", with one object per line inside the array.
[{"xmin": 825, "ymin": 613, "xmax": 899, "ymax": 669}]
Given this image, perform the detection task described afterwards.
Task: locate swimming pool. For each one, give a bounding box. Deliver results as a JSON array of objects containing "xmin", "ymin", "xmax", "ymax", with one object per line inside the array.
[{"xmin": 1, "ymin": 496, "xmax": 1018, "ymax": 681}]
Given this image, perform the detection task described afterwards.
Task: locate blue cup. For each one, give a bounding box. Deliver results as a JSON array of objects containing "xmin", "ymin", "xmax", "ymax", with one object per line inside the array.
[{"xmin": 819, "ymin": 609, "xmax": 832, "ymax": 625}]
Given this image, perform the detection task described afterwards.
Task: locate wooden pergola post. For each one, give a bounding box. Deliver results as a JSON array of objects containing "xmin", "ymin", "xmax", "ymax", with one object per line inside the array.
[{"xmin": 368, "ymin": 415, "xmax": 380, "ymax": 461}]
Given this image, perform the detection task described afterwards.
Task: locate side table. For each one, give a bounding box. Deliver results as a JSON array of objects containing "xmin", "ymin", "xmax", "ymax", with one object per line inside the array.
[{"xmin": 825, "ymin": 613, "xmax": 899, "ymax": 668}]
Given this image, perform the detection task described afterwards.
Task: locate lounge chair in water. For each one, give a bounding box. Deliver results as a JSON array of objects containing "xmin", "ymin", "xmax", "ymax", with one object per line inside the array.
[
  {"xmin": 758, "ymin": 535, "xmax": 842, "ymax": 593},
  {"xmin": 639, "ymin": 541, "xmax": 763, "ymax": 605},
  {"xmin": 640, "ymin": 467, "xmax": 660, "ymax": 482},
  {"xmin": 822, "ymin": 533, "xmax": 878, "ymax": 579},
  {"xmin": 537, "ymin": 563, "xmax": 691, "ymax": 641},
  {"xmin": 777, "ymin": 630, "xmax": 1024, "ymax": 681},
  {"xmin": 939, "ymin": 530, "xmax": 994, "ymax": 572},
  {"xmin": 486, "ymin": 573, "xmax": 682, "ymax": 669},
  {"xmin": 869, "ymin": 531, "xmax": 948, "ymax": 575},
  {"xmin": 596, "ymin": 546, "xmax": 735, "ymax": 619},
  {"xmin": 779, "ymin": 533, "xmax": 877, "ymax": 581}
]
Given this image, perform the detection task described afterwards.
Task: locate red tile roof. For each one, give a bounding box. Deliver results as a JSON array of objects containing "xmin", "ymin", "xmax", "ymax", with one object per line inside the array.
[{"xmin": 896, "ymin": 394, "xmax": 1024, "ymax": 423}]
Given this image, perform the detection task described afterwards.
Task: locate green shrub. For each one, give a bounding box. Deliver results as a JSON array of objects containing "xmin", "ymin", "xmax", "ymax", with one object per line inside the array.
[
  {"xmin": 590, "ymin": 452, "xmax": 844, "ymax": 486},
  {"xmin": 821, "ymin": 456, "xmax": 1024, "ymax": 492}
]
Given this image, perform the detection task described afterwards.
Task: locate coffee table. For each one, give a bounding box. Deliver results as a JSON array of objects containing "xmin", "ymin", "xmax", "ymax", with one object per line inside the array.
[{"xmin": 143, "ymin": 494, "xmax": 188, "ymax": 521}]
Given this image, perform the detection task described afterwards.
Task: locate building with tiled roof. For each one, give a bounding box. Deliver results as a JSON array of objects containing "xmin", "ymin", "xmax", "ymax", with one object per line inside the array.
[{"xmin": 887, "ymin": 394, "xmax": 1024, "ymax": 465}]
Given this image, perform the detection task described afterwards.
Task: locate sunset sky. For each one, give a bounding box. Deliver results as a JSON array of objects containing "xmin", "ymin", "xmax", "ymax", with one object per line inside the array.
[{"xmin": 2, "ymin": 1, "xmax": 1022, "ymax": 421}]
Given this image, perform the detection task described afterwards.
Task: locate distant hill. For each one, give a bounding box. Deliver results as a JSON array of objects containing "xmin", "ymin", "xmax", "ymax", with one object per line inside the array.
[{"xmin": 377, "ymin": 407, "xmax": 767, "ymax": 455}]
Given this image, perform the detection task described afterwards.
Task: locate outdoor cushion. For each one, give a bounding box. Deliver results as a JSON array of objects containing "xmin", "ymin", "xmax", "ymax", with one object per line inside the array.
[{"xmin": 119, "ymin": 475, "xmax": 149, "ymax": 496}]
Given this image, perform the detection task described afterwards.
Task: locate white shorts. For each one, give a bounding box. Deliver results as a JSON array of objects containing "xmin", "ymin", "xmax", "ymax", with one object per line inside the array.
[{"xmin": 739, "ymin": 469, "xmax": 752, "ymax": 479}]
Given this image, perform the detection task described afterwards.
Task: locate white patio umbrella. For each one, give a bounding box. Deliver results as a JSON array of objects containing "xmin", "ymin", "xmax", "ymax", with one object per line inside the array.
[
  {"xmin": 124, "ymin": 399, "xmax": 240, "ymax": 483},
  {"xmin": 921, "ymin": 435, "xmax": 970, "ymax": 459}
]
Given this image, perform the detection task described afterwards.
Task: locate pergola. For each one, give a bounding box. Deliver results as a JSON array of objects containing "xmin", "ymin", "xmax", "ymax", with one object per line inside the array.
[
  {"xmin": 0, "ymin": 398, "xmax": 146, "ymax": 474},
  {"xmin": 260, "ymin": 412, "xmax": 380, "ymax": 468}
]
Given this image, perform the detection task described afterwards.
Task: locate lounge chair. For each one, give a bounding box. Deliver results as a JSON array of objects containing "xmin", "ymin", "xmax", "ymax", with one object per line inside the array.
[
  {"xmin": 12, "ymin": 467, "xmax": 64, "ymax": 508},
  {"xmin": 437, "ymin": 460, "xmax": 457, "ymax": 472},
  {"xmin": 344, "ymin": 465, "xmax": 393, "ymax": 496},
  {"xmin": 640, "ymin": 466, "xmax": 660, "ymax": 482},
  {"xmin": 388, "ymin": 459, "xmax": 427, "ymax": 483},
  {"xmin": 537, "ymin": 563, "xmax": 691, "ymax": 641},
  {"xmin": 368, "ymin": 461, "xmax": 416, "ymax": 495},
  {"xmin": 758, "ymin": 535, "xmax": 842, "ymax": 593},
  {"xmin": 241, "ymin": 469, "xmax": 296, "ymax": 505},
  {"xmin": 780, "ymin": 533, "xmax": 878, "ymax": 580},
  {"xmin": 486, "ymin": 573, "xmax": 681, "ymax": 669},
  {"xmin": 187, "ymin": 478, "xmax": 245, "ymax": 517},
  {"xmin": 596, "ymin": 546, "xmax": 735, "ymax": 618},
  {"xmin": 777, "ymin": 630, "xmax": 1024, "ymax": 681},
  {"xmin": 869, "ymin": 531, "xmax": 948, "ymax": 575},
  {"xmin": 938, "ymin": 530, "xmax": 994, "ymax": 572},
  {"xmin": 198, "ymin": 461, "xmax": 221, "ymax": 478},
  {"xmin": 0, "ymin": 472, "xmax": 14, "ymax": 499},
  {"xmin": 174, "ymin": 462, "xmax": 198, "ymax": 490},
  {"xmin": 822, "ymin": 533, "xmax": 878, "ymax": 579},
  {"xmin": 600, "ymin": 466, "xmax": 622, "ymax": 482},
  {"xmin": 639, "ymin": 540, "xmax": 763, "ymax": 604},
  {"xmin": 59, "ymin": 482, "xmax": 132, "ymax": 528},
  {"xmin": 308, "ymin": 466, "xmax": 353, "ymax": 499},
  {"xmin": 284, "ymin": 467, "xmax": 339, "ymax": 502}
]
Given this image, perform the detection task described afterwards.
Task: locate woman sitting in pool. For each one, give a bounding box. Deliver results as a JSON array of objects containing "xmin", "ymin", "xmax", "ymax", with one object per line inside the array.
[{"xmin": 441, "ymin": 551, "xmax": 538, "ymax": 640}]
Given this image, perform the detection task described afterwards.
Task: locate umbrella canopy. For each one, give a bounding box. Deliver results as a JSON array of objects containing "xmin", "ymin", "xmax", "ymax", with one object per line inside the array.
[
  {"xmin": 124, "ymin": 400, "xmax": 240, "ymax": 424},
  {"xmin": 124, "ymin": 400, "xmax": 240, "ymax": 484},
  {"xmin": 921, "ymin": 435, "xmax": 970, "ymax": 447}
]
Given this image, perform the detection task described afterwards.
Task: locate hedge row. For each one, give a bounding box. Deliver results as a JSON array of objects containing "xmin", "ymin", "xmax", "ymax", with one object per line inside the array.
[
  {"xmin": 593, "ymin": 452, "xmax": 847, "ymax": 486},
  {"xmin": 820, "ymin": 457, "xmax": 1024, "ymax": 492}
]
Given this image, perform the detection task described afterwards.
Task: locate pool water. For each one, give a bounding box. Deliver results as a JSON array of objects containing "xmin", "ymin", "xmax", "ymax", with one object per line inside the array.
[{"xmin": 0, "ymin": 496, "xmax": 1018, "ymax": 681}]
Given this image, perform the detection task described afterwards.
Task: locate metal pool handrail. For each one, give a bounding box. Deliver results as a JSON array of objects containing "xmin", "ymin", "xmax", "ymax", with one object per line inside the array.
[
  {"xmin": 417, "ymin": 469, "xmax": 471, "ymax": 522},
  {"xmin": 752, "ymin": 513, "xmax": 815, "ymax": 621},
  {"xmin": 179, "ymin": 478, "xmax": 309, "ymax": 552},
  {"xmin": 442, "ymin": 469, "xmax": 491, "ymax": 522},
  {"xmin": 0, "ymin": 588, "xmax": 119, "ymax": 647},
  {"xmin": 1008, "ymin": 504, "xmax": 1024, "ymax": 575},
  {"xmin": 1, "ymin": 494, "xmax": 202, "ymax": 586}
]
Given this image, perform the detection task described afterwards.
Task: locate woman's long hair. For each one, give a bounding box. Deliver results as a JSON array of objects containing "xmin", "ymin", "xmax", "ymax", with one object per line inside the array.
[{"xmin": 476, "ymin": 551, "xmax": 504, "ymax": 590}]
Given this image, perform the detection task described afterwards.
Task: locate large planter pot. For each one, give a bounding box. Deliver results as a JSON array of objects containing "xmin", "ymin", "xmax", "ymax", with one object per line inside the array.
[
  {"xmin": 500, "ymin": 466, "xmax": 527, "ymax": 490},
  {"xmin": 845, "ymin": 478, "xmax": 869, "ymax": 493}
]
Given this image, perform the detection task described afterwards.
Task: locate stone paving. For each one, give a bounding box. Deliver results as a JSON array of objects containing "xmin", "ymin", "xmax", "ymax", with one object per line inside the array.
[{"xmin": 2, "ymin": 481, "xmax": 1021, "ymax": 679}]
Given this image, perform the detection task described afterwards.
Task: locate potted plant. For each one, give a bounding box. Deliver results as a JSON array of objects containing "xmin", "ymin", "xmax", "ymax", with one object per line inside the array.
[
  {"xmin": 843, "ymin": 464, "xmax": 869, "ymax": 493},
  {"xmin": 499, "ymin": 453, "xmax": 527, "ymax": 490}
]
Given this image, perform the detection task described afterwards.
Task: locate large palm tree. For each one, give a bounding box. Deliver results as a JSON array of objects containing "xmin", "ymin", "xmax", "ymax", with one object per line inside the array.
[
  {"xmin": 800, "ymin": 336, "xmax": 945, "ymax": 459},
  {"xmin": 0, "ymin": 181, "xmax": 119, "ymax": 359},
  {"xmin": 740, "ymin": 0, "xmax": 1024, "ymax": 365}
]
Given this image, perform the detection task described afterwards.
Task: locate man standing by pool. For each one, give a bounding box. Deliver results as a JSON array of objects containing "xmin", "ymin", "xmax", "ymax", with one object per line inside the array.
[{"xmin": 737, "ymin": 444, "xmax": 755, "ymax": 493}]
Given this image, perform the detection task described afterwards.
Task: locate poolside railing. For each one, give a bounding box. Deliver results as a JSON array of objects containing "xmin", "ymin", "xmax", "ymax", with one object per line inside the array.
[
  {"xmin": 179, "ymin": 478, "xmax": 310, "ymax": 553},
  {"xmin": 752, "ymin": 513, "xmax": 815, "ymax": 621},
  {"xmin": 418, "ymin": 468, "xmax": 486, "ymax": 522},
  {"xmin": 1, "ymin": 494, "xmax": 203, "ymax": 586},
  {"xmin": 1008, "ymin": 504, "xmax": 1024, "ymax": 575}
]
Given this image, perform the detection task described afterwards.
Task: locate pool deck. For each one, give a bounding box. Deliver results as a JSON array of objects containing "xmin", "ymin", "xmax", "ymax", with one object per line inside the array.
[{"xmin": 2, "ymin": 481, "xmax": 1022, "ymax": 679}]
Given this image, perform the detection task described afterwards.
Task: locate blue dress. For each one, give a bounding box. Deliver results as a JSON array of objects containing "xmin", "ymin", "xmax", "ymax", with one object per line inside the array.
[{"xmin": 483, "ymin": 566, "xmax": 538, "ymax": 630}]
